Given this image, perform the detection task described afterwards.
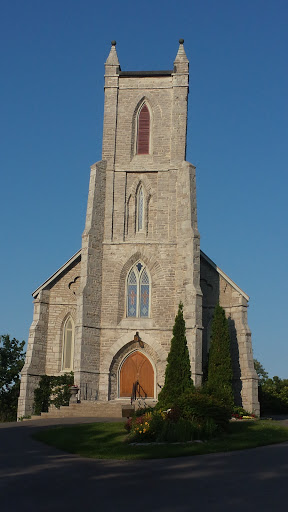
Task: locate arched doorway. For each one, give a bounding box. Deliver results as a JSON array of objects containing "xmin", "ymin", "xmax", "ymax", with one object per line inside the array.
[{"xmin": 119, "ymin": 351, "xmax": 154, "ymax": 398}]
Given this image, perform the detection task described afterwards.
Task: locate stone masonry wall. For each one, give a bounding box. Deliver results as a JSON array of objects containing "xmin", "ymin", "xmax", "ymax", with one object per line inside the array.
[
  {"xmin": 45, "ymin": 261, "xmax": 80, "ymax": 374},
  {"xmin": 18, "ymin": 260, "xmax": 81, "ymax": 418},
  {"xmin": 74, "ymin": 159, "xmax": 107, "ymax": 395}
]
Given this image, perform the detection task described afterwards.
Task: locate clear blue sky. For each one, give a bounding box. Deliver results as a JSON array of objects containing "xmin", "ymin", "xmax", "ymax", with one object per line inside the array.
[{"xmin": 1, "ymin": 0, "xmax": 287, "ymax": 378}]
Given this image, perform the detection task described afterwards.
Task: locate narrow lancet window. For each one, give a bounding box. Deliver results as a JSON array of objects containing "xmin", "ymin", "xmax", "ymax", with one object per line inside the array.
[
  {"xmin": 126, "ymin": 263, "xmax": 150, "ymax": 317},
  {"xmin": 62, "ymin": 317, "xmax": 74, "ymax": 371},
  {"xmin": 140, "ymin": 269, "xmax": 150, "ymax": 317},
  {"xmin": 127, "ymin": 269, "xmax": 137, "ymax": 317},
  {"xmin": 137, "ymin": 104, "xmax": 150, "ymax": 154},
  {"xmin": 137, "ymin": 185, "xmax": 144, "ymax": 231}
]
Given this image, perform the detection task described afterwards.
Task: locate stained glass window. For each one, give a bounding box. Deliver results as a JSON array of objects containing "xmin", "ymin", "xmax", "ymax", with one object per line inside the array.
[
  {"xmin": 127, "ymin": 270, "xmax": 137, "ymax": 317},
  {"xmin": 137, "ymin": 186, "xmax": 144, "ymax": 231},
  {"xmin": 127, "ymin": 263, "xmax": 150, "ymax": 317},
  {"xmin": 140, "ymin": 270, "xmax": 149, "ymax": 317}
]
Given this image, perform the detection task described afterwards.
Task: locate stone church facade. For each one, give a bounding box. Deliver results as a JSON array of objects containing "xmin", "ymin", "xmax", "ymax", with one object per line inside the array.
[{"xmin": 18, "ymin": 41, "xmax": 259, "ymax": 418}]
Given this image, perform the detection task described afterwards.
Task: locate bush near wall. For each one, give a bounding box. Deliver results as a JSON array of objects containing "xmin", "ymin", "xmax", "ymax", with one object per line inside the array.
[
  {"xmin": 205, "ymin": 304, "xmax": 234, "ymax": 410},
  {"xmin": 176, "ymin": 390, "xmax": 231, "ymax": 431},
  {"xmin": 33, "ymin": 373, "xmax": 74, "ymax": 415},
  {"xmin": 157, "ymin": 303, "xmax": 194, "ymax": 410},
  {"xmin": 127, "ymin": 391, "xmax": 231, "ymax": 443}
]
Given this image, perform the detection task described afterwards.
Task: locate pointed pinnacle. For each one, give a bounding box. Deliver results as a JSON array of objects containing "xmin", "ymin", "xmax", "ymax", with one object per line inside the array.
[
  {"xmin": 105, "ymin": 41, "xmax": 120, "ymax": 65},
  {"xmin": 174, "ymin": 38, "xmax": 188, "ymax": 63}
]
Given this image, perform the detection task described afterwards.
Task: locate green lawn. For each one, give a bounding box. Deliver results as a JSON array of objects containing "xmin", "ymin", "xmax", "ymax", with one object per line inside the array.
[{"xmin": 33, "ymin": 420, "xmax": 288, "ymax": 460}]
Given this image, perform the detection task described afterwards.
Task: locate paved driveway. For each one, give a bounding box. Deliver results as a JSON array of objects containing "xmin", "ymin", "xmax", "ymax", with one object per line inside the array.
[{"xmin": 1, "ymin": 417, "xmax": 288, "ymax": 512}]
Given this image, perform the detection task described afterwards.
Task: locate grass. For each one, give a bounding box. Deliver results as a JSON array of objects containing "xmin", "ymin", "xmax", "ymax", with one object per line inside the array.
[{"xmin": 32, "ymin": 420, "xmax": 288, "ymax": 460}]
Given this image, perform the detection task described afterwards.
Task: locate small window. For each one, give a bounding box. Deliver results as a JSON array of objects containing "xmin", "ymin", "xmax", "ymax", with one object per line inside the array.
[
  {"xmin": 62, "ymin": 317, "xmax": 74, "ymax": 371},
  {"xmin": 127, "ymin": 262, "xmax": 150, "ymax": 317},
  {"xmin": 137, "ymin": 185, "xmax": 144, "ymax": 231},
  {"xmin": 137, "ymin": 104, "xmax": 150, "ymax": 154}
]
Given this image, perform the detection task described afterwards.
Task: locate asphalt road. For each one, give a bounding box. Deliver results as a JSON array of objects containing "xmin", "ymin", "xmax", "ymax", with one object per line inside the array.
[{"xmin": 1, "ymin": 417, "xmax": 288, "ymax": 512}]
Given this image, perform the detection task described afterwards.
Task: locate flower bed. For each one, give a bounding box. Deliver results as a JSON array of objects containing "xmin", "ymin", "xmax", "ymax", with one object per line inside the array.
[
  {"xmin": 126, "ymin": 404, "xmax": 222, "ymax": 444},
  {"xmin": 231, "ymin": 406, "xmax": 256, "ymax": 420}
]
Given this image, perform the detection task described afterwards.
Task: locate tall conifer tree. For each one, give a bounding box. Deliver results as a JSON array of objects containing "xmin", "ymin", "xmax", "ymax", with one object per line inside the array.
[
  {"xmin": 157, "ymin": 303, "xmax": 194, "ymax": 408},
  {"xmin": 206, "ymin": 304, "xmax": 234, "ymax": 408}
]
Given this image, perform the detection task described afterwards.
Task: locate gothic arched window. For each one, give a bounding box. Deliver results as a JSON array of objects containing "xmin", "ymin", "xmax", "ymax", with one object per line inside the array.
[
  {"xmin": 127, "ymin": 262, "xmax": 150, "ymax": 317},
  {"xmin": 137, "ymin": 104, "xmax": 150, "ymax": 154},
  {"xmin": 62, "ymin": 317, "xmax": 74, "ymax": 371},
  {"xmin": 137, "ymin": 185, "xmax": 144, "ymax": 231}
]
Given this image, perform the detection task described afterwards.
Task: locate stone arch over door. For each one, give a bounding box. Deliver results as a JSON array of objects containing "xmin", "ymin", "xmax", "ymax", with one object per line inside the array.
[
  {"xmin": 106, "ymin": 333, "xmax": 167, "ymax": 400},
  {"xmin": 119, "ymin": 350, "xmax": 154, "ymax": 398}
]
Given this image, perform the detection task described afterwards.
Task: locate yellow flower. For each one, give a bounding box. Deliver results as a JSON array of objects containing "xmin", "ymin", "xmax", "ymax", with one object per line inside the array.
[
  {"xmin": 143, "ymin": 429, "xmax": 146, "ymax": 433},
  {"xmin": 139, "ymin": 431, "xmax": 142, "ymax": 434}
]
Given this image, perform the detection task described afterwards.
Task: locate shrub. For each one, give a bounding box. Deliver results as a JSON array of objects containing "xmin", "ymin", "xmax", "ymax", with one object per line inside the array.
[
  {"xmin": 157, "ymin": 303, "xmax": 194, "ymax": 410},
  {"xmin": 134, "ymin": 406, "xmax": 154, "ymax": 417},
  {"xmin": 156, "ymin": 417, "xmax": 200, "ymax": 443},
  {"xmin": 127, "ymin": 401, "xmax": 221, "ymax": 444},
  {"xmin": 206, "ymin": 304, "xmax": 234, "ymax": 410},
  {"xmin": 232, "ymin": 406, "xmax": 253, "ymax": 418},
  {"xmin": 33, "ymin": 373, "xmax": 74, "ymax": 415},
  {"xmin": 176, "ymin": 390, "xmax": 231, "ymax": 431}
]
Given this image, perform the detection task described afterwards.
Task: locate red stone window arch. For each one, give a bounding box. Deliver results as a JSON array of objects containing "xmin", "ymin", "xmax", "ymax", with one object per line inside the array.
[{"xmin": 137, "ymin": 104, "xmax": 150, "ymax": 154}]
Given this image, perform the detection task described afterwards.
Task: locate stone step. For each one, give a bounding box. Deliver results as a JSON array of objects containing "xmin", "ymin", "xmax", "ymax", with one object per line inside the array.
[
  {"xmin": 41, "ymin": 401, "xmax": 130, "ymax": 419},
  {"xmin": 24, "ymin": 399, "xmax": 157, "ymax": 420}
]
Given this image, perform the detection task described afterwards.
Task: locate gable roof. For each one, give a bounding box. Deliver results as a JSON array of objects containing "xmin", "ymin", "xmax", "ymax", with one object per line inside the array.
[
  {"xmin": 200, "ymin": 250, "xmax": 249, "ymax": 301},
  {"xmin": 32, "ymin": 248, "xmax": 249, "ymax": 302},
  {"xmin": 32, "ymin": 250, "xmax": 81, "ymax": 298}
]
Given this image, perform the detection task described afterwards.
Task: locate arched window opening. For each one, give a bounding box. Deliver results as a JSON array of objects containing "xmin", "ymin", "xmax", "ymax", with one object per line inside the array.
[
  {"xmin": 62, "ymin": 317, "xmax": 74, "ymax": 371},
  {"xmin": 137, "ymin": 104, "xmax": 150, "ymax": 154},
  {"xmin": 137, "ymin": 185, "xmax": 144, "ymax": 231},
  {"xmin": 127, "ymin": 262, "xmax": 150, "ymax": 318}
]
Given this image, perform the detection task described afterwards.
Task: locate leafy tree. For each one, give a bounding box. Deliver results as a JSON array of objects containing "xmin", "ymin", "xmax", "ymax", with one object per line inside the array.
[
  {"xmin": 206, "ymin": 304, "xmax": 234, "ymax": 409},
  {"xmin": 0, "ymin": 334, "xmax": 26, "ymax": 422},
  {"xmin": 252, "ymin": 359, "xmax": 288, "ymax": 414},
  {"xmin": 157, "ymin": 303, "xmax": 194, "ymax": 409},
  {"xmin": 254, "ymin": 359, "xmax": 269, "ymax": 385}
]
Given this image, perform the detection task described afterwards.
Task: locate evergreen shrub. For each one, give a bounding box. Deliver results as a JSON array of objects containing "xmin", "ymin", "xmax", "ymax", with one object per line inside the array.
[
  {"xmin": 176, "ymin": 390, "xmax": 231, "ymax": 431},
  {"xmin": 206, "ymin": 304, "xmax": 234, "ymax": 411},
  {"xmin": 157, "ymin": 303, "xmax": 194, "ymax": 410}
]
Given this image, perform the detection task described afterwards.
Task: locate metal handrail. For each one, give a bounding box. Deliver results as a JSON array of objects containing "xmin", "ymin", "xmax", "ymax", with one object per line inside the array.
[{"xmin": 131, "ymin": 380, "xmax": 147, "ymax": 404}]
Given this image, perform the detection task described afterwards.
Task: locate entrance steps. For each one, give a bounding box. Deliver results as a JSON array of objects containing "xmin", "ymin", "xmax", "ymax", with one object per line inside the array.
[{"xmin": 30, "ymin": 399, "xmax": 157, "ymax": 420}]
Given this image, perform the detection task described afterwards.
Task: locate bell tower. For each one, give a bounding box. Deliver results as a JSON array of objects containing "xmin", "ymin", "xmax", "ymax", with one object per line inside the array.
[{"xmin": 74, "ymin": 40, "xmax": 203, "ymax": 400}]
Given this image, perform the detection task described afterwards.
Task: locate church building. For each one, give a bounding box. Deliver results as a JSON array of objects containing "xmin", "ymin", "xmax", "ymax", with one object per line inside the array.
[{"xmin": 18, "ymin": 40, "xmax": 259, "ymax": 418}]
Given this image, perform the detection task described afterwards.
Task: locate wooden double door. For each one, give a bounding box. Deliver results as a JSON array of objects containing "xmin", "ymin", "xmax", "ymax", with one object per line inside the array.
[{"xmin": 119, "ymin": 351, "xmax": 154, "ymax": 398}]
